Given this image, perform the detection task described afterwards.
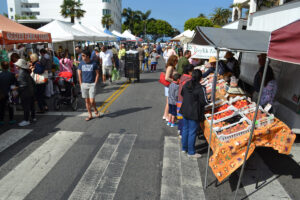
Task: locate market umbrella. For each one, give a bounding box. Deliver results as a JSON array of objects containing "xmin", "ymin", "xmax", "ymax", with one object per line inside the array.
[{"xmin": 268, "ymin": 19, "xmax": 300, "ymax": 65}]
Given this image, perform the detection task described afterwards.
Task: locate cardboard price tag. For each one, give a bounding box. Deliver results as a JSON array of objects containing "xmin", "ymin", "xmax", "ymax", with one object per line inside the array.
[{"xmin": 264, "ymin": 103, "xmax": 272, "ymax": 113}]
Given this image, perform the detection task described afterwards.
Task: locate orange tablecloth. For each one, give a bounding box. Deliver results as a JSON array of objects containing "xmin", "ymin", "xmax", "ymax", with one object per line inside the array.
[{"xmin": 204, "ymin": 118, "xmax": 296, "ymax": 182}]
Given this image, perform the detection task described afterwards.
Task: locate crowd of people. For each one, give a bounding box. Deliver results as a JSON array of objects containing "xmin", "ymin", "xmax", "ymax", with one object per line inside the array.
[{"xmin": 162, "ymin": 48, "xmax": 277, "ymax": 158}]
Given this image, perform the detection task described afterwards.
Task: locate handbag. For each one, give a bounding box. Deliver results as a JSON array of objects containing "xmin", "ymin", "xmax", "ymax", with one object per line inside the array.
[
  {"xmin": 159, "ymin": 72, "xmax": 171, "ymax": 87},
  {"xmin": 32, "ymin": 70, "xmax": 48, "ymax": 84}
]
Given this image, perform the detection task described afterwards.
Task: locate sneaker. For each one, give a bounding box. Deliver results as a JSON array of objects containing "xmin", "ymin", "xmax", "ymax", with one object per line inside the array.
[
  {"xmin": 181, "ymin": 151, "xmax": 187, "ymax": 154},
  {"xmin": 0, "ymin": 121, "xmax": 4, "ymax": 125},
  {"xmin": 9, "ymin": 120, "xmax": 16, "ymax": 125},
  {"xmin": 170, "ymin": 123, "xmax": 176, "ymax": 127},
  {"xmin": 18, "ymin": 120, "xmax": 30, "ymax": 127},
  {"xmin": 167, "ymin": 122, "xmax": 171, "ymax": 126},
  {"xmin": 188, "ymin": 153, "xmax": 202, "ymax": 159}
]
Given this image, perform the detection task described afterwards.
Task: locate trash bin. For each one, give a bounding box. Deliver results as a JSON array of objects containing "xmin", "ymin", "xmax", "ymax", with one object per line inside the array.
[{"xmin": 125, "ymin": 50, "xmax": 140, "ymax": 82}]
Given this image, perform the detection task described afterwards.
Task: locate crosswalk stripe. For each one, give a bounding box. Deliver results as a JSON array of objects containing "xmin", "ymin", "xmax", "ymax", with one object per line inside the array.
[
  {"xmin": 91, "ymin": 134, "xmax": 136, "ymax": 200},
  {"xmin": 290, "ymin": 145, "xmax": 300, "ymax": 164},
  {"xmin": 0, "ymin": 129, "xmax": 32, "ymax": 153},
  {"xmin": 68, "ymin": 133, "xmax": 124, "ymax": 200},
  {"xmin": 180, "ymin": 148, "xmax": 206, "ymax": 200},
  {"xmin": 160, "ymin": 137, "xmax": 182, "ymax": 200},
  {"xmin": 0, "ymin": 131, "xmax": 83, "ymax": 200},
  {"xmin": 241, "ymin": 153, "xmax": 291, "ymax": 200}
]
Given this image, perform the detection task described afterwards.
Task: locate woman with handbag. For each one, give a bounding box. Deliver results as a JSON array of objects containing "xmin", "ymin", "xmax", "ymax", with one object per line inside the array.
[
  {"xmin": 15, "ymin": 59, "xmax": 36, "ymax": 126},
  {"xmin": 163, "ymin": 55, "xmax": 178, "ymax": 121},
  {"xmin": 29, "ymin": 53, "xmax": 48, "ymax": 113}
]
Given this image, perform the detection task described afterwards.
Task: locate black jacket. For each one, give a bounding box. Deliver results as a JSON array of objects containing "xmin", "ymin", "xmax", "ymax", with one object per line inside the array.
[
  {"xmin": 17, "ymin": 68, "xmax": 35, "ymax": 96},
  {"xmin": 179, "ymin": 81, "xmax": 208, "ymax": 122}
]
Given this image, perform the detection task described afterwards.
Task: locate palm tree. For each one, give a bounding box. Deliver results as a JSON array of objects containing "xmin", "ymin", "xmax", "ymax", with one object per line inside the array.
[
  {"xmin": 102, "ymin": 14, "xmax": 114, "ymax": 30},
  {"xmin": 60, "ymin": 0, "xmax": 86, "ymax": 24},
  {"xmin": 210, "ymin": 8, "xmax": 232, "ymax": 26},
  {"xmin": 257, "ymin": 0, "xmax": 280, "ymax": 10},
  {"xmin": 136, "ymin": 10, "xmax": 152, "ymax": 40},
  {"xmin": 122, "ymin": 8, "xmax": 141, "ymax": 32}
]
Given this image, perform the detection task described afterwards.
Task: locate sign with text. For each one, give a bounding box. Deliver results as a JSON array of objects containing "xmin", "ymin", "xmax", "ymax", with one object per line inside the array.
[
  {"xmin": 185, "ymin": 44, "xmax": 226, "ymax": 60},
  {"xmin": 2, "ymin": 31, "xmax": 52, "ymax": 45}
]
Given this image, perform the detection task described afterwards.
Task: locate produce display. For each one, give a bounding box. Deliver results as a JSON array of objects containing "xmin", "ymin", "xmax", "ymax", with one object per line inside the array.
[
  {"xmin": 232, "ymin": 100, "xmax": 250, "ymax": 109},
  {"xmin": 244, "ymin": 110, "xmax": 267, "ymax": 121},
  {"xmin": 213, "ymin": 115, "xmax": 242, "ymax": 128},
  {"xmin": 217, "ymin": 121, "xmax": 249, "ymax": 135},
  {"xmin": 208, "ymin": 110, "xmax": 234, "ymax": 121},
  {"xmin": 206, "ymin": 104, "xmax": 229, "ymax": 114}
]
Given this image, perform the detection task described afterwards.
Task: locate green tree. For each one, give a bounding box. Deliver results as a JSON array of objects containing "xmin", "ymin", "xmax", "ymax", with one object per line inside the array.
[
  {"xmin": 60, "ymin": 0, "xmax": 86, "ymax": 24},
  {"xmin": 102, "ymin": 14, "xmax": 114, "ymax": 30},
  {"xmin": 184, "ymin": 17, "xmax": 214, "ymax": 31},
  {"xmin": 3, "ymin": 13, "xmax": 8, "ymax": 18},
  {"xmin": 122, "ymin": 8, "xmax": 141, "ymax": 32},
  {"xmin": 198, "ymin": 13, "xmax": 206, "ymax": 18},
  {"xmin": 136, "ymin": 10, "xmax": 152, "ymax": 40},
  {"xmin": 210, "ymin": 7, "xmax": 232, "ymax": 26},
  {"xmin": 147, "ymin": 19, "xmax": 174, "ymax": 42}
]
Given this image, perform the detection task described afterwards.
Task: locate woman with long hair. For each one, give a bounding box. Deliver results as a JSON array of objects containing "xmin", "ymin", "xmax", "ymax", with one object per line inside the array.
[
  {"xmin": 163, "ymin": 55, "xmax": 178, "ymax": 121},
  {"xmin": 59, "ymin": 52, "xmax": 73, "ymax": 73},
  {"xmin": 180, "ymin": 69, "xmax": 208, "ymax": 158}
]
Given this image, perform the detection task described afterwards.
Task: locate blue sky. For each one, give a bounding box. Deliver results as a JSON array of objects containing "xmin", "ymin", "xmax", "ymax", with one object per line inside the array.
[{"xmin": 0, "ymin": 0, "xmax": 233, "ymax": 31}]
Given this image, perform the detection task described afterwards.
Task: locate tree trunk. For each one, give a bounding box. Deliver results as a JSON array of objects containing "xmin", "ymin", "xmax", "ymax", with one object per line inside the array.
[{"xmin": 71, "ymin": 16, "xmax": 75, "ymax": 24}]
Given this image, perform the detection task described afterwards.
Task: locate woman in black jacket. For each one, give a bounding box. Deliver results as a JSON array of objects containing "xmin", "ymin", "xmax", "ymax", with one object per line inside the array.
[{"xmin": 180, "ymin": 69, "xmax": 208, "ymax": 158}]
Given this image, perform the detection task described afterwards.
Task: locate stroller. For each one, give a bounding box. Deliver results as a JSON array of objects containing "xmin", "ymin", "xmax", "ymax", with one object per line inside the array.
[{"xmin": 53, "ymin": 71, "xmax": 78, "ymax": 111}]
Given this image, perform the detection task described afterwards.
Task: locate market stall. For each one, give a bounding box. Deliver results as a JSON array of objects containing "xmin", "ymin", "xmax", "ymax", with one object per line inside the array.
[
  {"xmin": 0, "ymin": 14, "xmax": 51, "ymax": 45},
  {"xmin": 121, "ymin": 30, "xmax": 143, "ymax": 42},
  {"xmin": 190, "ymin": 26, "xmax": 296, "ymax": 199},
  {"xmin": 112, "ymin": 30, "xmax": 128, "ymax": 41}
]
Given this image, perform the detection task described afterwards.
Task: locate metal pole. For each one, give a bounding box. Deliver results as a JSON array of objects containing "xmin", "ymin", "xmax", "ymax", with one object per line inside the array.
[
  {"xmin": 204, "ymin": 48, "xmax": 220, "ymax": 189},
  {"xmin": 233, "ymin": 58, "xmax": 270, "ymax": 200},
  {"xmin": 73, "ymin": 41, "xmax": 76, "ymax": 61}
]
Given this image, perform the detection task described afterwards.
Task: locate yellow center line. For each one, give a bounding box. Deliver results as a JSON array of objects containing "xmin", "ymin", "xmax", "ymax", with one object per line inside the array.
[
  {"xmin": 100, "ymin": 82, "xmax": 131, "ymax": 113},
  {"xmin": 97, "ymin": 81, "xmax": 128, "ymax": 112}
]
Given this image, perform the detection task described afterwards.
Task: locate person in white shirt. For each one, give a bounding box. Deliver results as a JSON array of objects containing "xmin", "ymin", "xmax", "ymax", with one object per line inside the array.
[{"xmin": 99, "ymin": 46, "xmax": 114, "ymax": 83}]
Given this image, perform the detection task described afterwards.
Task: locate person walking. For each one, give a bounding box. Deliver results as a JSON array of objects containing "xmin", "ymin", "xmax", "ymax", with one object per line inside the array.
[
  {"xmin": 150, "ymin": 49, "xmax": 160, "ymax": 72},
  {"xmin": 77, "ymin": 50, "xmax": 100, "ymax": 121},
  {"xmin": 100, "ymin": 46, "xmax": 114, "ymax": 84},
  {"xmin": 142, "ymin": 45, "xmax": 149, "ymax": 72},
  {"xmin": 118, "ymin": 44, "xmax": 126, "ymax": 75},
  {"xmin": 137, "ymin": 44, "xmax": 145, "ymax": 72},
  {"xmin": 0, "ymin": 61, "xmax": 17, "ymax": 125},
  {"xmin": 180, "ymin": 69, "xmax": 208, "ymax": 158},
  {"xmin": 15, "ymin": 59, "xmax": 36, "ymax": 126},
  {"xmin": 163, "ymin": 55, "xmax": 178, "ymax": 121},
  {"xmin": 177, "ymin": 50, "xmax": 191, "ymax": 75},
  {"xmin": 30, "ymin": 53, "xmax": 48, "ymax": 113}
]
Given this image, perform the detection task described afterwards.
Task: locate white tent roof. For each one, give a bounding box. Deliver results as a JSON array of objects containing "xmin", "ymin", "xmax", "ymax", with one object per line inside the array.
[
  {"xmin": 38, "ymin": 20, "xmax": 91, "ymax": 42},
  {"xmin": 87, "ymin": 25, "xmax": 117, "ymax": 41},
  {"xmin": 122, "ymin": 30, "xmax": 138, "ymax": 41},
  {"xmin": 72, "ymin": 23, "xmax": 110, "ymax": 41},
  {"xmin": 171, "ymin": 30, "xmax": 195, "ymax": 43},
  {"xmin": 112, "ymin": 30, "xmax": 128, "ymax": 40}
]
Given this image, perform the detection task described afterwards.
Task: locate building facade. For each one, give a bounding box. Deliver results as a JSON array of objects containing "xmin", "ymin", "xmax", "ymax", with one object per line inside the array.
[{"xmin": 6, "ymin": 0, "xmax": 122, "ymax": 32}]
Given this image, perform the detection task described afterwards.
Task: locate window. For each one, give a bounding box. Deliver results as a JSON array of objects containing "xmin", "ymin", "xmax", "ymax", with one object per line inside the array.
[
  {"xmin": 102, "ymin": 9, "xmax": 111, "ymax": 15},
  {"xmin": 11, "ymin": 16, "xmax": 14, "ymax": 19},
  {"xmin": 102, "ymin": 0, "xmax": 111, "ymax": 2},
  {"xmin": 10, "ymin": 8, "xmax": 13, "ymax": 12}
]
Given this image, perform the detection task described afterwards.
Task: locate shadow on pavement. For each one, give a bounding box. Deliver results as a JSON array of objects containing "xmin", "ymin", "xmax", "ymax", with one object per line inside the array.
[{"xmin": 105, "ymin": 106, "xmax": 152, "ymax": 118}]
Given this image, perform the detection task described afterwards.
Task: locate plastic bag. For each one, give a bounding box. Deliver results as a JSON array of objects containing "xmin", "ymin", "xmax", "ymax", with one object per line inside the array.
[{"xmin": 111, "ymin": 68, "xmax": 120, "ymax": 81}]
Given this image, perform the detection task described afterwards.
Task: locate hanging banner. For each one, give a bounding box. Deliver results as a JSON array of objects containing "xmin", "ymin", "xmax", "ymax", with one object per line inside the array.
[
  {"xmin": 185, "ymin": 44, "xmax": 226, "ymax": 59},
  {"xmin": 2, "ymin": 31, "xmax": 52, "ymax": 45}
]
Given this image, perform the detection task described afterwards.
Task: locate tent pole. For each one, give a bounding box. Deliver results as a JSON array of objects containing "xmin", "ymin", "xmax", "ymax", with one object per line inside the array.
[
  {"xmin": 204, "ymin": 48, "xmax": 220, "ymax": 189},
  {"xmin": 233, "ymin": 58, "xmax": 270, "ymax": 200},
  {"xmin": 73, "ymin": 41, "xmax": 76, "ymax": 61}
]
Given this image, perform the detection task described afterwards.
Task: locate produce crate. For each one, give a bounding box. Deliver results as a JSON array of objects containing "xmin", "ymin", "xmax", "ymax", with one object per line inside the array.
[
  {"xmin": 205, "ymin": 101, "xmax": 229, "ymax": 114},
  {"xmin": 205, "ymin": 106, "xmax": 238, "ymax": 124},
  {"xmin": 215, "ymin": 118, "xmax": 251, "ymax": 142},
  {"xmin": 229, "ymin": 96, "xmax": 256, "ymax": 111},
  {"xmin": 242, "ymin": 106, "xmax": 275, "ymax": 128},
  {"xmin": 204, "ymin": 99, "xmax": 226, "ymax": 112}
]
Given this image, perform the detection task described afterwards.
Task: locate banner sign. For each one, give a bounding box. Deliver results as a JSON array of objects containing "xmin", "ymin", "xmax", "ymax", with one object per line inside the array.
[
  {"xmin": 185, "ymin": 44, "xmax": 226, "ymax": 59},
  {"xmin": 2, "ymin": 31, "xmax": 52, "ymax": 45}
]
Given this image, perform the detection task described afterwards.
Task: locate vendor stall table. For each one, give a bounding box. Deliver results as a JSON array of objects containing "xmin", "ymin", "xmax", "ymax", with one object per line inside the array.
[{"xmin": 203, "ymin": 118, "xmax": 296, "ymax": 182}]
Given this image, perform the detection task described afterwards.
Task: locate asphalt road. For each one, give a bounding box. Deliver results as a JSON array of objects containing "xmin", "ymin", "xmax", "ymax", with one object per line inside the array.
[{"xmin": 0, "ymin": 57, "xmax": 299, "ymax": 200}]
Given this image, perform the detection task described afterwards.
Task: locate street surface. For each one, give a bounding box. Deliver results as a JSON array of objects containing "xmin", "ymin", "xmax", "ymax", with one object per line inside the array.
[{"xmin": 0, "ymin": 57, "xmax": 299, "ymax": 200}]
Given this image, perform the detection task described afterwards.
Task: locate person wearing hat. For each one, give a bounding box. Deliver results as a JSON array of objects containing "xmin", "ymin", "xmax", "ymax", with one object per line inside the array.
[
  {"xmin": 202, "ymin": 56, "xmax": 217, "ymax": 78},
  {"xmin": 253, "ymin": 53, "xmax": 267, "ymax": 93},
  {"xmin": 15, "ymin": 59, "xmax": 35, "ymax": 126},
  {"xmin": 0, "ymin": 61, "xmax": 17, "ymax": 125},
  {"xmin": 224, "ymin": 51, "xmax": 240, "ymax": 78}
]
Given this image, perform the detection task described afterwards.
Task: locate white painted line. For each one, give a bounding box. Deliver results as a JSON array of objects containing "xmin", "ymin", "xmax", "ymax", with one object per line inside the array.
[
  {"xmin": 241, "ymin": 153, "xmax": 292, "ymax": 200},
  {"xmin": 160, "ymin": 137, "xmax": 182, "ymax": 200},
  {"xmin": 0, "ymin": 129, "xmax": 32, "ymax": 153},
  {"xmin": 291, "ymin": 144, "xmax": 300, "ymax": 164},
  {"xmin": 0, "ymin": 131, "xmax": 83, "ymax": 200},
  {"xmin": 180, "ymin": 148, "xmax": 206, "ymax": 200},
  {"xmin": 91, "ymin": 134, "xmax": 136, "ymax": 200},
  {"xmin": 68, "ymin": 133, "xmax": 123, "ymax": 200}
]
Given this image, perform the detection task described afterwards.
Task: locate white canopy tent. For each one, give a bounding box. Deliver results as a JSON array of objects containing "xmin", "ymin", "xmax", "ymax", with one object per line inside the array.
[
  {"xmin": 171, "ymin": 29, "xmax": 195, "ymax": 43},
  {"xmin": 112, "ymin": 30, "xmax": 129, "ymax": 40},
  {"xmin": 72, "ymin": 23, "xmax": 112, "ymax": 41},
  {"xmin": 38, "ymin": 20, "xmax": 92, "ymax": 42},
  {"xmin": 87, "ymin": 25, "xmax": 117, "ymax": 41},
  {"xmin": 121, "ymin": 30, "xmax": 142, "ymax": 42}
]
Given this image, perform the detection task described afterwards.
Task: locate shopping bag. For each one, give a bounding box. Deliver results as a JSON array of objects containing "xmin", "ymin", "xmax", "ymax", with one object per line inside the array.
[
  {"xmin": 112, "ymin": 67, "xmax": 120, "ymax": 81},
  {"xmin": 159, "ymin": 72, "xmax": 170, "ymax": 87}
]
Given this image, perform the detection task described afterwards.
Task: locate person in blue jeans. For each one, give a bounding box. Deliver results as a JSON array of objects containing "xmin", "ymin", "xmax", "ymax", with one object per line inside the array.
[{"xmin": 179, "ymin": 69, "xmax": 209, "ymax": 158}]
